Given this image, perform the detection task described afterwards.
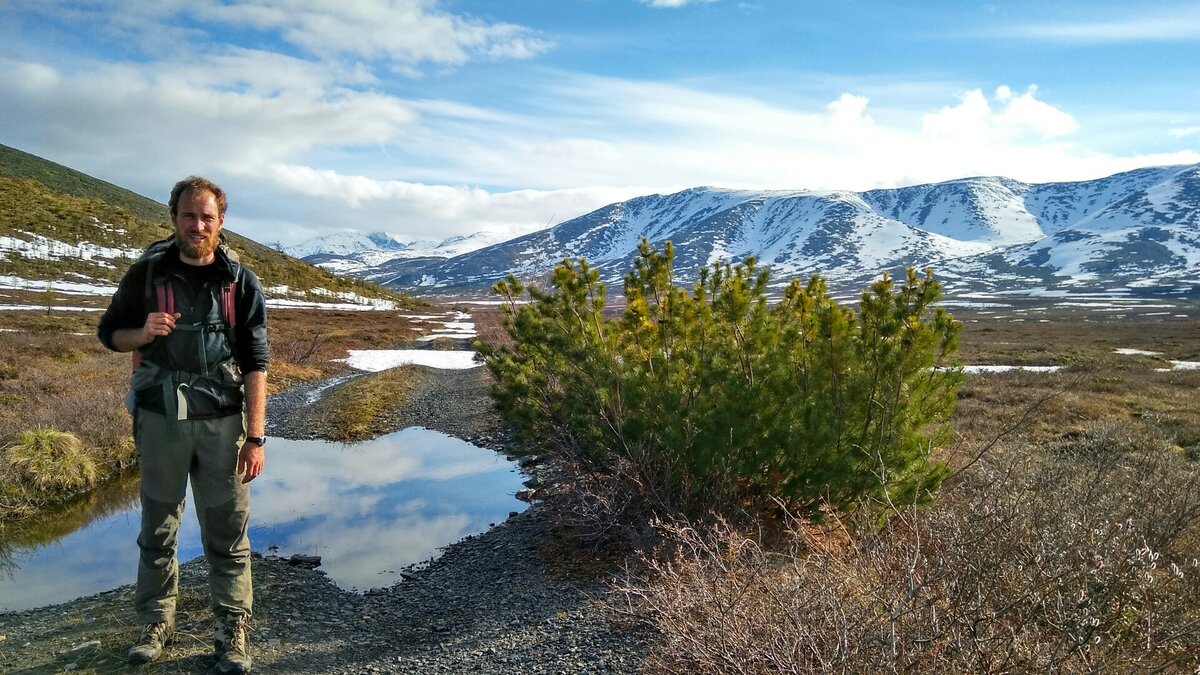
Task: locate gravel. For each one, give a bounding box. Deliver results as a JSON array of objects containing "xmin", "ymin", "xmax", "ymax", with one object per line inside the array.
[{"xmin": 0, "ymin": 346, "xmax": 651, "ymax": 673}]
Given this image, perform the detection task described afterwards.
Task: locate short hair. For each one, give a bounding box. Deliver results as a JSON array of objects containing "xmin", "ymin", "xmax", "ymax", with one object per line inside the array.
[{"xmin": 169, "ymin": 176, "xmax": 227, "ymax": 216}]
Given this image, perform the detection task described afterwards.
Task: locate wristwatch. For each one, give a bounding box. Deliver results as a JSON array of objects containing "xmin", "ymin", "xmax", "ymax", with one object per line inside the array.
[{"xmin": 246, "ymin": 435, "xmax": 267, "ymax": 446}]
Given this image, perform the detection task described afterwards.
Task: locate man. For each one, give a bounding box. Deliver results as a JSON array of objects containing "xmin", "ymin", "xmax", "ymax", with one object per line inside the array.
[{"xmin": 98, "ymin": 176, "xmax": 269, "ymax": 673}]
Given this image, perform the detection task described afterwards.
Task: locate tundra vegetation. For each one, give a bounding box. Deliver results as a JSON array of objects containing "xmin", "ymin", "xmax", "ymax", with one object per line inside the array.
[{"xmin": 480, "ymin": 240, "xmax": 1200, "ymax": 672}]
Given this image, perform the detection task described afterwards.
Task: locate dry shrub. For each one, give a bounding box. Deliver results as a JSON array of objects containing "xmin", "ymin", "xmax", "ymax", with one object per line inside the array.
[
  {"xmin": 271, "ymin": 327, "xmax": 327, "ymax": 364},
  {"xmin": 542, "ymin": 456, "xmax": 672, "ymax": 554},
  {"xmin": 471, "ymin": 306, "xmax": 512, "ymax": 352},
  {"xmin": 621, "ymin": 420, "xmax": 1200, "ymax": 673}
]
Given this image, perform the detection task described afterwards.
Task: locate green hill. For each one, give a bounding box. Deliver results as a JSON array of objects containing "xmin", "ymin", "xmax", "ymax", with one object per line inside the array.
[{"xmin": 0, "ymin": 143, "xmax": 410, "ymax": 305}]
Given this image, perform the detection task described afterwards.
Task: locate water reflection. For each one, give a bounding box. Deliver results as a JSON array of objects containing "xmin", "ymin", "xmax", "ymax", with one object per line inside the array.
[{"xmin": 0, "ymin": 428, "xmax": 525, "ymax": 611}]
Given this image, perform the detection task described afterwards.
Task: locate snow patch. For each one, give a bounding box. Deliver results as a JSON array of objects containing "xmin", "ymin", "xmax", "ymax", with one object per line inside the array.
[
  {"xmin": 962, "ymin": 365, "xmax": 1065, "ymax": 374},
  {"xmin": 337, "ymin": 350, "xmax": 480, "ymax": 371}
]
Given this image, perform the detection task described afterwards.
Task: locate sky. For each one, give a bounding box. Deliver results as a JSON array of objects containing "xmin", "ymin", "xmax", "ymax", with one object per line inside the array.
[{"xmin": 1, "ymin": 0, "xmax": 1198, "ymax": 247}]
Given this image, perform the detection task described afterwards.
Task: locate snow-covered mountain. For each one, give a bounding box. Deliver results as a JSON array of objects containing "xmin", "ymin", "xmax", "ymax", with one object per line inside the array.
[
  {"xmin": 278, "ymin": 231, "xmax": 407, "ymax": 258},
  {"xmin": 280, "ymin": 230, "xmax": 507, "ymax": 276},
  {"xmin": 371, "ymin": 164, "xmax": 1200, "ymax": 297}
]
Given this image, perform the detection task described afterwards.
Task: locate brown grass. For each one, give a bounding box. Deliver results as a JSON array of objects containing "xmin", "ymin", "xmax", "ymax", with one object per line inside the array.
[
  {"xmin": 0, "ymin": 325, "xmax": 133, "ymax": 519},
  {"xmin": 621, "ymin": 418, "xmax": 1200, "ymax": 672},
  {"xmin": 471, "ymin": 306, "xmax": 511, "ymax": 352},
  {"xmin": 310, "ymin": 365, "xmax": 425, "ymax": 442}
]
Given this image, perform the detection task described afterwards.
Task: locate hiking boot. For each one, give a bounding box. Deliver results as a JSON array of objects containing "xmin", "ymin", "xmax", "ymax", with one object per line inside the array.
[
  {"xmin": 214, "ymin": 614, "xmax": 253, "ymax": 673},
  {"xmin": 128, "ymin": 620, "xmax": 173, "ymax": 664}
]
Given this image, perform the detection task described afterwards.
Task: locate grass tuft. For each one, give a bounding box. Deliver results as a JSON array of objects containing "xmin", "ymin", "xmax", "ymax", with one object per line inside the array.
[
  {"xmin": 4, "ymin": 428, "xmax": 97, "ymax": 492},
  {"xmin": 313, "ymin": 366, "xmax": 424, "ymax": 442}
]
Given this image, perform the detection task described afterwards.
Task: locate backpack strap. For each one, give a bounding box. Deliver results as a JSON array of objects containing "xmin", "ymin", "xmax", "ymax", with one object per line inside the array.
[
  {"xmin": 133, "ymin": 254, "xmax": 166, "ymax": 374},
  {"xmin": 155, "ymin": 279, "xmax": 175, "ymax": 316},
  {"xmin": 221, "ymin": 280, "xmax": 237, "ymax": 329},
  {"xmin": 221, "ymin": 262, "xmax": 242, "ymax": 358}
]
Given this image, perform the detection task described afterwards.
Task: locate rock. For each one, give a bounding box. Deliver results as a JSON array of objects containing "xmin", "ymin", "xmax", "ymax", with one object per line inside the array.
[
  {"xmin": 63, "ymin": 640, "xmax": 100, "ymax": 660},
  {"xmin": 518, "ymin": 454, "xmax": 544, "ymax": 469},
  {"xmin": 288, "ymin": 554, "xmax": 322, "ymax": 568}
]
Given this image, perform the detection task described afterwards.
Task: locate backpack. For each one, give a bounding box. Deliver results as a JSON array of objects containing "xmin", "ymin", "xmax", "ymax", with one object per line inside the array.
[{"xmin": 130, "ymin": 234, "xmax": 241, "ymax": 373}]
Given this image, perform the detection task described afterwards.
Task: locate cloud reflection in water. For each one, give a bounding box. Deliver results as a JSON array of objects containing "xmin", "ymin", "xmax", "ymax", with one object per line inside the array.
[
  {"xmin": 252, "ymin": 428, "xmax": 527, "ymax": 590},
  {"xmin": 0, "ymin": 427, "xmax": 526, "ymax": 610}
]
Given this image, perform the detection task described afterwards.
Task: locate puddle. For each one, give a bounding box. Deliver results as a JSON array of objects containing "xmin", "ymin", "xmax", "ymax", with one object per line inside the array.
[{"xmin": 0, "ymin": 428, "xmax": 525, "ymax": 611}]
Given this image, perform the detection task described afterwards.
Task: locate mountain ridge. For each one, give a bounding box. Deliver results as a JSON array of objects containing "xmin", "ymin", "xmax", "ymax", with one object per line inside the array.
[{"xmin": 366, "ymin": 164, "xmax": 1200, "ymax": 297}]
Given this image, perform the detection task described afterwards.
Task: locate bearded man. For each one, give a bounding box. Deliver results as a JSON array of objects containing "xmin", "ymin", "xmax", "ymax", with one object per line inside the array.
[{"xmin": 98, "ymin": 176, "xmax": 269, "ymax": 673}]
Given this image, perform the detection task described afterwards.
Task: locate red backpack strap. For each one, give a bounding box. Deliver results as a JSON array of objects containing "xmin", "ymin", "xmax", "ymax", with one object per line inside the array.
[
  {"xmin": 155, "ymin": 280, "xmax": 175, "ymax": 315},
  {"xmin": 221, "ymin": 281, "xmax": 237, "ymax": 329}
]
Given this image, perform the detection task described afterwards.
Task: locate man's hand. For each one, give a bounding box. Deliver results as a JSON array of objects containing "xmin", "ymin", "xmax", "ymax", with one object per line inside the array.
[
  {"xmin": 111, "ymin": 311, "xmax": 183, "ymax": 353},
  {"xmin": 142, "ymin": 311, "xmax": 182, "ymax": 342},
  {"xmin": 237, "ymin": 441, "xmax": 265, "ymax": 484}
]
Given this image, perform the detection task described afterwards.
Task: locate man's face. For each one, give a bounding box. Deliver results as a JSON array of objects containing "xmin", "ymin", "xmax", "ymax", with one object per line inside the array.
[{"xmin": 172, "ymin": 189, "xmax": 224, "ymax": 263}]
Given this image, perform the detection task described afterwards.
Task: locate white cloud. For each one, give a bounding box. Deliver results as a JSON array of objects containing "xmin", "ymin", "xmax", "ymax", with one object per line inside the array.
[
  {"xmin": 11, "ymin": 0, "xmax": 552, "ymax": 69},
  {"xmin": 198, "ymin": 0, "xmax": 553, "ymax": 66},
  {"xmin": 0, "ymin": 52, "xmax": 417, "ymax": 184},
  {"xmin": 639, "ymin": 0, "xmax": 718, "ymax": 7},
  {"xmin": 1170, "ymin": 126, "xmax": 1200, "ymax": 138},
  {"xmin": 986, "ymin": 6, "xmax": 1200, "ymax": 43},
  {"xmin": 923, "ymin": 85, "xmax": 1078, "ymax": 143},
  {"xmin": 230, "ymin": 164, "xmax": 642, "ymax": 243}
]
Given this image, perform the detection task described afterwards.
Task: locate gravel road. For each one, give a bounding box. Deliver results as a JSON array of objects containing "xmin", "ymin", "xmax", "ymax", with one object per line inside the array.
[{"xmin": 0, "ymin": 348, "xmax": 650, "ymax": 674}]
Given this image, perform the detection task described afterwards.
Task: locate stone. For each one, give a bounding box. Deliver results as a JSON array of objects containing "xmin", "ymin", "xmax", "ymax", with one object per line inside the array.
[{"xmin": 63, "ymin": 640, "xmax": 100, "ymax": 660}]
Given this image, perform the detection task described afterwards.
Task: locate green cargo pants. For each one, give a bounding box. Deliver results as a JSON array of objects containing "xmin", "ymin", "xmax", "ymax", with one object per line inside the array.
[{"xmin": 133, "ymin": 409, "xmax": 252, "ymax": 624}]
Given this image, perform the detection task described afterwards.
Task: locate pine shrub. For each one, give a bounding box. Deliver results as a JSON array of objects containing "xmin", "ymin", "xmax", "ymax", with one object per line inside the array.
[{"xmin": 480, "ymin": 240, "xmax": 962, "ymax": 516}]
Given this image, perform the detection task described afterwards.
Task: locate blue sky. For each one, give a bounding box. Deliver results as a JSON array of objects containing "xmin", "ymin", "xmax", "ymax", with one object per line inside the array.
[{"xmin": 1, "ymin": 0, "xmax": 1197, "ymax": 246}]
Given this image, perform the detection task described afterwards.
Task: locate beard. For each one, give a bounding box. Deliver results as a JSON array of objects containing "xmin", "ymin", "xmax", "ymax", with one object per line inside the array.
[{"xmin": 176, "ymin": 230, "xmax": 220, "ymax": 260}]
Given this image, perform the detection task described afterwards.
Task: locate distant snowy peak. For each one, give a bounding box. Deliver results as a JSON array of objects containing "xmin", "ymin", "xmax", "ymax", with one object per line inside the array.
[
  {"xmin": 281, "ymin": 231, "xmax": 406, "ymax": 258},
  {"xmin": 426, "ymin": 232, "xmax": 510, "ymax": 257},
  {"xmin": 286, "ymin": 230, "xmax": 510, "ymax": 278},
  {"xmin": 863, "ymin": 176, "xmax": 1043, "ymax": 245}
]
